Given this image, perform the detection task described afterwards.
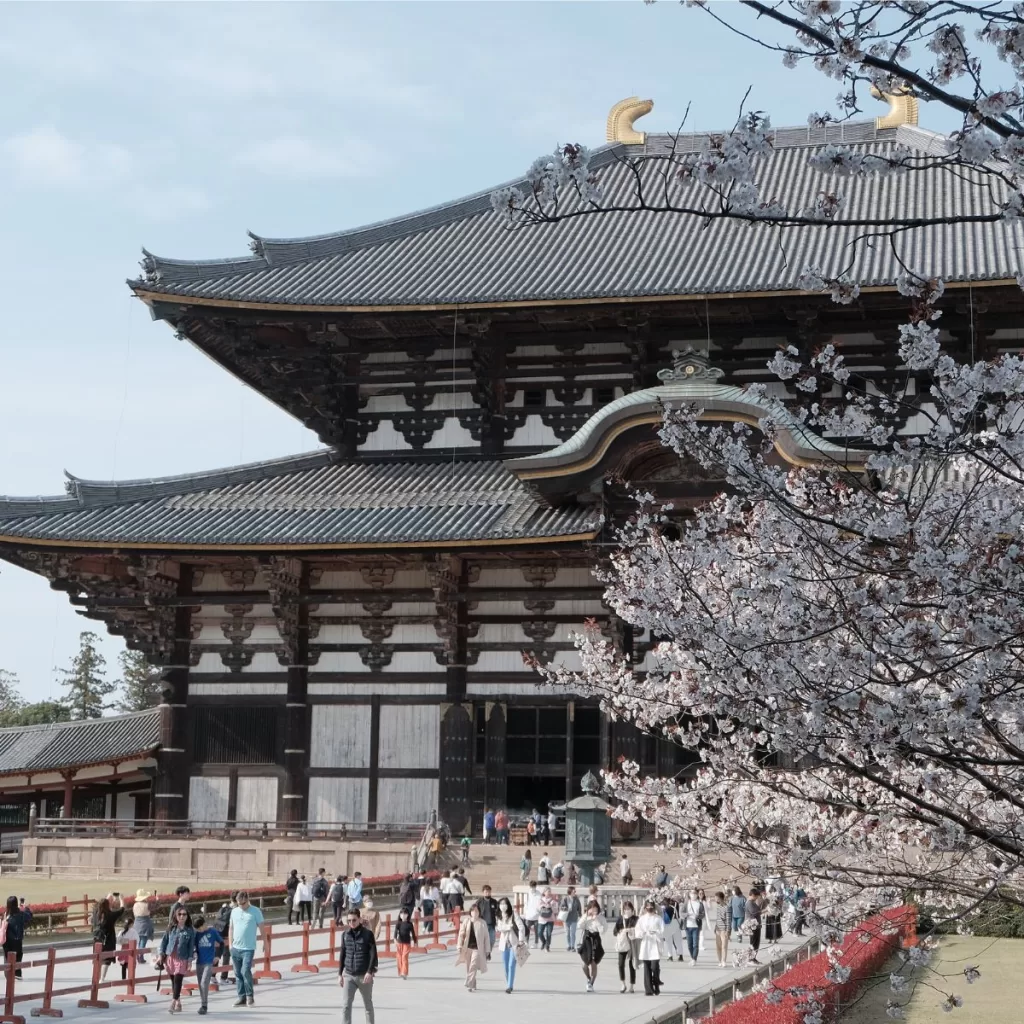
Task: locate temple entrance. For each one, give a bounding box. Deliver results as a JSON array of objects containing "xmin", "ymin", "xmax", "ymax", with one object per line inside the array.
[{"xmin": 505, "ymin": 774, "xmax": 566, "ymax": 817}]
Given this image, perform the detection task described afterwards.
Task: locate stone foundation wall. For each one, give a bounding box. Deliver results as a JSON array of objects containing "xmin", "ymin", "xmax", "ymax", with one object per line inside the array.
[{"xmin": 20, "ymin": 836, "xmax": 416, "ymax": 882}]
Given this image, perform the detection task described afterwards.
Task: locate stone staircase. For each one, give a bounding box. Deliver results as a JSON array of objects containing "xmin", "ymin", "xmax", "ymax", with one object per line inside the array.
[{"xmin": 458, "ymin": 841, "xmax": 671, "ymax": 895}]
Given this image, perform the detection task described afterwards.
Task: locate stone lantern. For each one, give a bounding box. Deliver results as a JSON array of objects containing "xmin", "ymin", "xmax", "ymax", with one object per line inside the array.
[{"xmin": 563, "ymin": 770, "xmax": 612, "ymax": 886}]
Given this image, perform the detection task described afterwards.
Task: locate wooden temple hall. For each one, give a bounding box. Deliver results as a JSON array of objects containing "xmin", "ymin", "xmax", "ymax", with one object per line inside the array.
[{"xmin": 1, "ymin": 97, "xmax": 1023, "ymax": 835}]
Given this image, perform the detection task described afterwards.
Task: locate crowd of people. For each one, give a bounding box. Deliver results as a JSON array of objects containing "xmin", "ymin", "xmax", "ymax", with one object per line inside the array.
[{"xmin": 0, "ymin": 855, "xmax": 812, "ymax": 1019}]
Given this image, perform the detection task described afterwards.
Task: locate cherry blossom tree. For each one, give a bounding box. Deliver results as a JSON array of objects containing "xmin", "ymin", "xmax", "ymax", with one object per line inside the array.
[{"xmin": 497, "ymin": 2, "xmax": 1024, "ymax": 1015}]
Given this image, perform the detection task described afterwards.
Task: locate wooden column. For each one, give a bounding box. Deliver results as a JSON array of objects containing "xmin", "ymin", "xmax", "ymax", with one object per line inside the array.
[
  {"xmin": 274, "ymin": 560, "xmax": 310, "ymax": 827},
  {"xmin": 62, "ymin": 772, "xmax": 74, "ymax": 817},
  {"xmin": 439, "ymin": 703, "xmax": 473, "ymax": 833},
  {"xmin": 565, "ymin": 701, "xmax": 575, "ymax": 804},
  {"xmin": 484, "ymin": 702, "xmax": 507, "ymax": 812},
  {"xmin": 154, "ymin": 565, "xmax": 193, "ymax": 823}
]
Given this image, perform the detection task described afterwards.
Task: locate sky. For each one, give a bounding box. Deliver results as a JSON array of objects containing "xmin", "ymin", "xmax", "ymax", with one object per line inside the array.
[{"xmin": 0, "ymin": 0, "xmax": 951, "ymax": 702}]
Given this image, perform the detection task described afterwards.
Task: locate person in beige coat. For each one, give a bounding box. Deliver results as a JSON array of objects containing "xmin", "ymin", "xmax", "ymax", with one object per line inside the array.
[{"xmin": 455, "ymin": 903, "xmax": 491, "ymax": 992}]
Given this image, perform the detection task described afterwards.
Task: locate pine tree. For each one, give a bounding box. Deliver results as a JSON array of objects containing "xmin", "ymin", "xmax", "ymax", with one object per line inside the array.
[
  {"xmin": 116, "ymin": 649, "xmax": 163, "ymax": 712},
  {"xmin": 57, "ymin": 632, "xmax": 115, "ymax": 720},
  {"xmin": 0, "ymin": 670, "xmax": 22, "ymax": 719},
  {"xmin": 7, "ymin": 701, "xmax": 71, "ymax": 726}
]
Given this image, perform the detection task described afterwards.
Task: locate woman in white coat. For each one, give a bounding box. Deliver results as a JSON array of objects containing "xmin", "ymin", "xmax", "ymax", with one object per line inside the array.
[
  {"xmin": 635, "ymin": 901, "xmax": 665, "ymax": 997},
  {"xmin": 493, "ymin": 897, "xmax": 527, "ymax": 994}
]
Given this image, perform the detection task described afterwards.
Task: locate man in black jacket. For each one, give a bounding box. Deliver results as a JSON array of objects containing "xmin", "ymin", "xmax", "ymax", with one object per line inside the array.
[
  {"xmin": 476, "ymin": 885, "xmax": 499, "ymax": 958},
  {"xmin": 339, "ymin": 909, "xmax": 378, "ymax": 1024}
]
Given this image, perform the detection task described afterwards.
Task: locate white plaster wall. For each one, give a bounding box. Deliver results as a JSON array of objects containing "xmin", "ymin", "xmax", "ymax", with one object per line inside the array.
[
  {"xmin": 236, "ymin": 777, "xmax": 278, "ymax": 825},
  {"xmin": 363, "ymin": 395, "xmax": 409, "ymax": 413},
  {"xmin": 188, "ymin": 776, "xmax": 230, "ymax": 827},
  {"xmin": 189, "ymin": 682, "xmax": 287, "ymax": 696},
  {"xmin": 359, "ymin": 420, "xmax": 413, "ymax": 452},
  {"xmin": 424, "ymin": 418, "xmax": 478, "ymax": 448},
  {"xmin": 308, "ymin": 778, "xmax": 370, "ymax": 825},
  {"xmin": 241, "ymin": 652, "xmax": 284, "ymax": 673},
  {"xmin": 308, "ymin": 683, "xmax": 447, "ymax": 696},
  {"xmin": 378, "ymin": 706, "xmax": 440, "ymax": 769},
  {"xmin": 508, "ymin": 416, "xmax": 561, "ymax": 448},
  {"xmin": 375, "ymin": 779, "xmax": 438, "ymax": 825},
  {"xmin": 316, "ymin": 624, "xmax": 437, "ymax": 645},
  {"xmin": 310, "ymin": 705, "xmax": 371, "ymax": 768},
  {"xmin": 472, "ymin": 651, "xmax": 534, "ymax": 673},
  {"xmin": 314, "ymin": 569, "xmax": 430, "ymax": 590},
  {"xmin": 429, "ymin": 391, "xmax": 478, "ymax": 410}
]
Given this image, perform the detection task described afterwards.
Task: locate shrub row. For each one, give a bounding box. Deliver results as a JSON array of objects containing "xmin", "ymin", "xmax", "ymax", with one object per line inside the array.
[{"xmin": 708, "ymin": 905, "xmax": 916, "ymax": 1024}]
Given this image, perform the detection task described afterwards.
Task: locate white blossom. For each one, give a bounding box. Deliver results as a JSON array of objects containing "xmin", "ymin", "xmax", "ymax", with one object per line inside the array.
[{"xmin": 898, "ymin": 321, "xmax": 941, "ymax": 369}]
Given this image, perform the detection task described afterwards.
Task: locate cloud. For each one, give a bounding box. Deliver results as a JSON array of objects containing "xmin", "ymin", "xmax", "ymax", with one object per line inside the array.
[
  {"xmin": 236, "ymin": 136, "xmax": 380, "ymax": 179},
  {"xmin": 123, "ymin": 183, "xmax": 211, "ymax": 222},
  {"xmin": 1, "ymin": 125, "xmax": 133, "ymax": 186}
]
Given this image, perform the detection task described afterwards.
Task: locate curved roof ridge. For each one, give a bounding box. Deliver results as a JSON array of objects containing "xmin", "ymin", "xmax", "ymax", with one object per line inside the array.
[
  {"xmin": 60, "ymin": 448, "xmax": 338, "ymax": 508},
  {"xmin": 0, "ymin": 705, "xmax": 162, "ymax": 739}
]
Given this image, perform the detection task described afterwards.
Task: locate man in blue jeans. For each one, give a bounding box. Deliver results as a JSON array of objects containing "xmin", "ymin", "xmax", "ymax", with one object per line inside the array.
[{"xmin": 227, "ymin": 891, "xmax": 264, "ymax": 1006}]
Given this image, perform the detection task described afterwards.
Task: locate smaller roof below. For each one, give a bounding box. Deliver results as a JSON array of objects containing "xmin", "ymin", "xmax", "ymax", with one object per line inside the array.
[
  {"xmin": 0, "ymin": 707, "xmax": 162, "ymax": 778},
  {"xmin": 0, "ymin": 455, "xmax": 600, "ymax": 549}
]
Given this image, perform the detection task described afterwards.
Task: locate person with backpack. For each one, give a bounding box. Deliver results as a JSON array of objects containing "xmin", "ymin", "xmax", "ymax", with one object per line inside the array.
[
  {"xmin": 1, "ymin": 897, "xmax": 32, "ymax": 978},
  {"xmin": 537, "ymin": 852, "xmax": 551, "ymax": 885},
  {"xmin": 552, "ymin": 859, "xmax": 565, "ymax": 884},
  {"xmin": 193, "ymin": 914, "xmax": 224, "ymax": 1016},
  {"xmin": 132, "ymin": 888, "xmax": 154, "ymax": 963},
  {"xmin": 328, "ymin": 876, "xmax": 348, "ymax": 926},
  {"xmin": 398, "ymin": 873, "xmax": 416, "ymax": 918},
  {"xmin": 661, "ymin": 897, "xmax": 684, "ymax": 961},
  {"xmin": 460, "ymin": 834, "xmax": 472, "ymax": 865},
  {"xmin": 519, "ymin": 849, "xmax": 532, "ymax": 881},
  {"xmin": 420, "ymin": 878, "xmax": 439, "ymax": 934},
  {"xmin": 312, "ymin": 868, "xmax": 330, "ymax": 928}
]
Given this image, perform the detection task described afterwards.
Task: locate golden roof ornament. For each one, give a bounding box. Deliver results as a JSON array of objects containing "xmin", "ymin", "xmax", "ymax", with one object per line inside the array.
[
  {"xmin": 657, "ymin": 346, "xmax": 724, "ymax": 384},
  {"xmin": 871, "ymin": 85, "xmax": 919, "ymax": 128},
  {"xmin": 606, "ymin": 96, "xmax": 654, "ymax": 145}
]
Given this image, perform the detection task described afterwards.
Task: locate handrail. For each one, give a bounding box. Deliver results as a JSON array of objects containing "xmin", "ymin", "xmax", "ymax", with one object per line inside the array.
[{"xmin": 30, "ymin": 818, "xmax": 426, "ymax": 841}]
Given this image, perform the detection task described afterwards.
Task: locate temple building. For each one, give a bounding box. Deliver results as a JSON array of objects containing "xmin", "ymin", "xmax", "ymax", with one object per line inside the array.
[{"xmin": 1, "ymin": 97, "xmax": 1022, "ymax": 834}]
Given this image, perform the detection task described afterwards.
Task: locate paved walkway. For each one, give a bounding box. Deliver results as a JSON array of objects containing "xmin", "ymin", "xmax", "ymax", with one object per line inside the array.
[{"xmin": 12, "ymin": 926, "xmax": 808, "ymax": 1023}]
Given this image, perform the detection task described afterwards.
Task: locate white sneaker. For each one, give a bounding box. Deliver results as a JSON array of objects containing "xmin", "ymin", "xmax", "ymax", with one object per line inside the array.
[
  {"xmin": 691, "ymin": 959, "xmax": 697, "ymax": 966},
  {"xmin": 620, "ymin": 984, "xmax": 627, "ymax": 993}
]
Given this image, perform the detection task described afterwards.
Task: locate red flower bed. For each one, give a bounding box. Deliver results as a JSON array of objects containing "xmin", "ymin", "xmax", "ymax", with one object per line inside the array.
[{"xmin": 709, "ymin": 905, "xmax": 917, "ymax": 1024}]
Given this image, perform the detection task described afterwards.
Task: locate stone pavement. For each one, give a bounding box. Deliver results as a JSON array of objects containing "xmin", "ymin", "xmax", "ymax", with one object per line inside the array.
[{"xmin": 12, "ymin": 925, "xmax": 809, "ymax": 1023}]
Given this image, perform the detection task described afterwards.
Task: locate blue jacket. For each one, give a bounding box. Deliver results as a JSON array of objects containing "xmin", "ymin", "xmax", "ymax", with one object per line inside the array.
[{"xmin": 159, "ymin": 925, "xmax": 197, "ymax": 962}]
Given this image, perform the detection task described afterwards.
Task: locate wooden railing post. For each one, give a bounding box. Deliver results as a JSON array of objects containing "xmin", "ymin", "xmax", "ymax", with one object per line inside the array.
[
  {"xmin": 0, "ymin": 953, "xmax": 23, "ymax": 1024},
  {"xmin": 114, "ymin": 941, "xmax": 146, "ymax": 1004},
  {"xmin": 291, "ymin": 923, "xmax": 318, "ymax": 974},
  {"xmin": 410, "ymin": 910, "xmax": 425, "ymax": 955},
  {"xmin": 446, "ymin": 909, "xmax": 461, "ymax": 949},
  {"xmin": 29, "ymin": 946, "xmax": 62, "ymax": 1019},
  {"xmin": 76, "ymin": 943, "xmax": 109, "ymax": 1010},
  {"xmin": 252, "ymin": 924, "xmax": 281, "ymax": 982},
  {"xmin": 425, "ymin": 908, "xmax": 445, "ymax": 952},
  {"xmin": 378, "ymin": 915, "xmax": 395, "ymax": 960},
  {"xmin": 318, "ymin": 919, "xmax": 340, "ymax": 970}
]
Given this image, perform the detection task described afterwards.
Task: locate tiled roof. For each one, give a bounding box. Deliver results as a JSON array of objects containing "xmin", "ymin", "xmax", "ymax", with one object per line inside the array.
[
  {"xmin": 0, "ymin": 708, "xmax": 162, "ymax": 777},
  {"xmin": 132, "ymin": 122, "xmax": 1024, "ymax": 309},
  {"xmin": 0, "ymin": 455, "xmax": 600, "ymax": 547}
]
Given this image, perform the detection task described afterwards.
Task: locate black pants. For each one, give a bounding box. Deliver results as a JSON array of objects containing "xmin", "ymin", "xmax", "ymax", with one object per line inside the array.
[
  {"xmin": 543, "ymin": 825, "xmax": 551, "ymax": 845},
  {"xmin": 2, "ymin": 940, "xmax": 22, "ymax": 979},
  {"xmin": 749, "ymin": 924, "xmax": 762, "ymax": 955},
  {"xmin": 643, "ymin": 959, "xmax": 661, "ymax": 995},
  {"xmin": 618, "ymin": 952, "xmax": 636, "ymax": 985},
  {"xmin": 297, "ymin": 901, "xmax": 312, "ymax": 924},
  {"xmin": 333, "ymin": 902, "xmax": 346, "ymax": 925},
  {"xmin": 287, "ymin": 897, "xmax": 297, "ymax": 925},
  {"xmin": 171, "ymin": 974, "xmax": 185, "ymax": 999}
]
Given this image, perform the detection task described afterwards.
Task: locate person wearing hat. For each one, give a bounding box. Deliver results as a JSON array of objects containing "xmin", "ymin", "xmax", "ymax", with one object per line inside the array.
[{"xmin": 132, "ymin": 888, "xmax": 154, "ymax": 961}]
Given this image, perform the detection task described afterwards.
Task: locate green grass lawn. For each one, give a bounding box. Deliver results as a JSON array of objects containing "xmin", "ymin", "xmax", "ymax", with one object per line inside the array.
[{"xmin": 841, "ymin": 936, "xmax": 1023, "ymax": 1024}]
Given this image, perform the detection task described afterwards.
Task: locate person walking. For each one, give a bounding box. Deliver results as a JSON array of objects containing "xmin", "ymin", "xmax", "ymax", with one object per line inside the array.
[
  {"xmin": 537, "ymin": 852, "xmax": 551, "ymax": 885},
  {"xmin": 653, "ymin": 864, "xmax": 669, "ymax": 888},
  {"xmin": 132, "ymin": 889, "xmax": 154, "ymax": 962},
  {"xmin": 91, "ymin": 894, "xmax": 124, "ymax": 981},
  {"xmin": 519, "ymin": 849, "xmax": 532, "ymax": 882},
  {"xmin": 193, "ymin": 914, "xmax": 224, "ymax": 1016},
  {"xmin": 567, "ymin": 861, "xmax": 579, "ymax": 886},
  {"xmin": 494, "ymin": 808, "xmax": 509, "ymax": 845},
  {"xmin": 157, "ymin": 904, "xmax": 196, "ymax": 1014},
  {"xmin": 394, "ymin": 907, "xmax": 416, "ymax": 979},
  {"xmin": 215, "ymin": 892, "xmax": 236, "ymax": 983},
  {"xmin": 455, "ymin": 902, "xmax": 491, "ymax": 992},
  {"xmin": 448, "ymin": 873, "xmax": 466, "ymax": 914},
  {"xmin": 421, "ymin": 878, "xmax": 440, "ymax": 934},
  {"xmin": 115, "ymin": 914, "xmax": 139, "ymax": 980},
  {"xmin": 613, "ymin": 900, "xmax": 639, "ymax": 994},
  {"xmin": 619, "ymin": 853, "xmax": 633, "ymax": 886},
  {"xmin": 347, "ymin": 872, "xmax": 364, "ymax": 912},
  {"xmin": 1, "ymin": 897, "xmax": 31, "ymax": 978},
  {"xmin": 440, "ymin": 871, "xmax": 453, "ymax": 915},
  {"xmin": 482, "ymin": 807, "xmax": 495, "ymax": 844},
  {"xmin": 399, "ymin": 873, "xmax": 416, "ymax": 918},
  {"xmin": 682, "ymin": 888, "xmax": 706, "ymax": 965},
  {"xmin": 711, "ymin": 892, "xmax": 731, "ymax": 968},
  {"xmin": 339, "ymin": 908, "xmax": 378, "ymax": 1024},
  {"xmin": 522, "ymin": 881, "xmax": 541, "ymax": 947},
  {"xmin": 294, "ymin": 874, "xmax": 313, "ymax": 925},
  {"xmin": 362, "ymin": 900, "xmax": 381, "ymax": 940},
  {"xmin": 169, "ymin": 886, "xmax": 192, "ymax": 928},
  {"xmin": 312, "ymin": 868, "xmax": 330, "ymax": 928},
  {"xmin": 228, "ymin": 891, "xmax": 264, "ymax": 1007},
  {"xmin": 286, "ymin": 869, "xmax": 300, "ymax": 926},
  {"xmin": 791, "ymin": 884, "xmax": 808, "ymax": 936},
  {"xmin": 536, "ymin": 887, "xmax": 557, "ymax": 952},
  {"xmin": 477, "ymin": 886, "xmax": 499, "ymax": 953},
  {"xmin": 636, "ymin": 901, "xmax": 665, "ymax": 997},
  {"xmin": 577, "ymin": 901, "xmax": 605, "ymax": 993},
  {"xmin": 460, "ymin": 834, "xmax": 472, "ymax": 866},
  {"xmin": 552, "ymin": 858, "xmax": 565, "ymax": 884},
  {"xmin": 546, "ymin": 808, "xmax": 557, "ymax": 846},
  {"xmin": 661, "ymin": 898, "xmax": 684, "ymax": 961},
  {"xmin": 764, "ymin": 894, "xmax": 783, "ymax": 947},
  {"xmin": 560, "ymin": 886, "xmax": 582, "ymax": 951},
  {"xmin": 729, "ymin": 887, "xmax": 746, "ymax": 942},
  {"xmin": 494, "ymin": 898, "xmax": 526, "ymax": 994},
  {"xmin": 745, "ymin": 890, "xmax": 763, "ymax": 964}
]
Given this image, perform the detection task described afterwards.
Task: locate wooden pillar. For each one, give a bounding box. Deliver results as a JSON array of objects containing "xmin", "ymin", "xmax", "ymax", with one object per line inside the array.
[
  {"xmin": 565, "ymin": 701, "xmax": 575, "ymax": 804},
  {"xmin": 367, "ymin": 698, "xmax": 381, "ymax": 825},
  {"xmin": 439, "ymin": 703, "xmax": 473, "ymax": 833},
  {"xmin": 484, "ymin": 703, "xmax": 506, "ymax": 812},
  {"xmin": 154, "ymin": 566, "xmax": 193, "ymax": 823},
  {"xmin": 280, "ymin": 561, "xmax": 311, "ymax": 826},
  {"xmin": 62, "ymin": 772, "xmax": 74, "ymax": 818}
]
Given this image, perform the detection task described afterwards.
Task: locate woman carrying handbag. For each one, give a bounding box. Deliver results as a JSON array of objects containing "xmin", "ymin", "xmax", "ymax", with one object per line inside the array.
[
  {"xmin": 494, "ymin": 898, "xmax": 527, "ymax": 994},
  {"xmin": 613, "ymin": 900, "xmax": 639, "ymax": 993},
  {"xmin": 576, "ymin": 901, "xmax": 606, "ymax": 993},
  {"xmin": 455, "ymin": 903, "xmax": 491, "ymax": 992}
]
